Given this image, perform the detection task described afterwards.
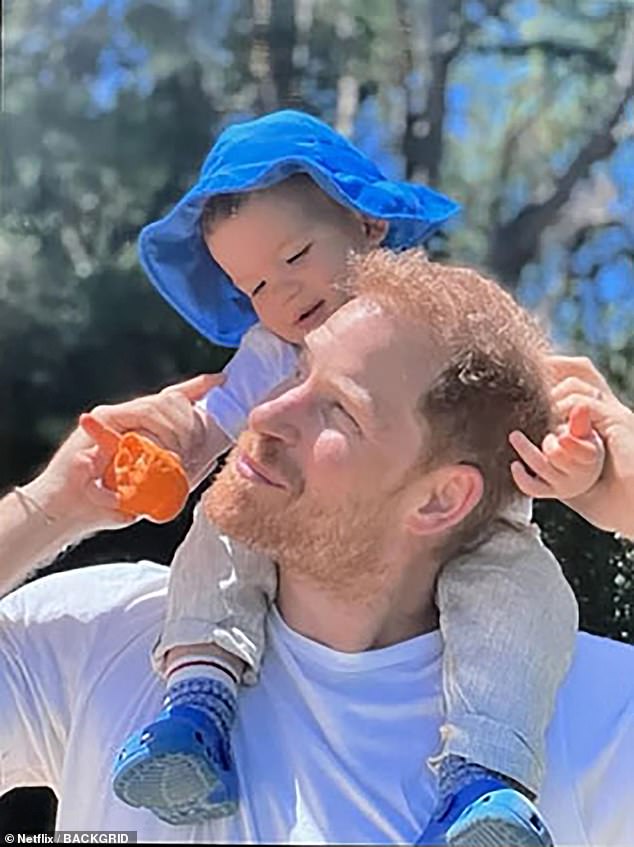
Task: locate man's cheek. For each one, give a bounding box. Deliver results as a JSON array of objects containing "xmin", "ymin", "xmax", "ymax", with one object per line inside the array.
[{"xmin": 311, "ymin": 430, "xmax": 355, "ymax": 489}]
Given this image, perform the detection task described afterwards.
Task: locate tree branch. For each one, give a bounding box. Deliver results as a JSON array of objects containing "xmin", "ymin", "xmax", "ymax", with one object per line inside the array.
[
  {"xmin": 487, "ymin": 14, "xmax": 634, "ymax": 283},
  {"xmin": 250, "ymin": 0, "xmax": 278, "ymax": 112},
  {"xmin": 268, "ymin": 0, "xmax": 298, "ymax": 106},
  {"xmin": 473, "ymin": 41, "xmax": 615, "ymax": 75},
  {"xmin": 399, "ymin": 0, "xmax": 473, "ymax": 183},
  {"xmin": 487, "ymin": 79, "xmax": 561, "ymax": 229}
]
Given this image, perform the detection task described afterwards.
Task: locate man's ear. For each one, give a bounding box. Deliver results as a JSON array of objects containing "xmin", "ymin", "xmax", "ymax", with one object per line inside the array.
[
  {"xmin": 362, "ymin": 217, "xmax": 389, "ymax": 247},
  {"xmin": 402, "ymin": 464, "xmax": 484, "ymax": 537}
]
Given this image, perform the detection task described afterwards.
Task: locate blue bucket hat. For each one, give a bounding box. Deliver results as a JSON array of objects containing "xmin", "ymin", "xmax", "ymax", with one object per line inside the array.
[{"xmin": 139, "ymin": 109, "xmax": 460, "ymax": 347}]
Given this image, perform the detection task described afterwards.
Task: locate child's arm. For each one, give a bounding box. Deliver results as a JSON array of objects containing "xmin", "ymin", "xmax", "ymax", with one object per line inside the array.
[{"xmin": 202, "ymin": 323, "xmax": 298, "ymax": 442}]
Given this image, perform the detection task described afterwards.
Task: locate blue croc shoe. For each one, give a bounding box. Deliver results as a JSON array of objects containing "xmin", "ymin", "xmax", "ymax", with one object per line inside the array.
[
  {"xmin": 417, "ymin": 779, "xmax": 553, "ymax": 846},
  {"xmin": 113, "ymin": 703, "xmax": 238, "ymax": 825},
  {"xmin": 447, "ymin": 787, "xmax": 553, "ymax": 847}
]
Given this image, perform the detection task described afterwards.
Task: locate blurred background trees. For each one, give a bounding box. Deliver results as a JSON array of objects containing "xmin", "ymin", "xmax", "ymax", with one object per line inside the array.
[{"xmin": 1, "ymin": 0, "xmax": 633, "ymax": 832}]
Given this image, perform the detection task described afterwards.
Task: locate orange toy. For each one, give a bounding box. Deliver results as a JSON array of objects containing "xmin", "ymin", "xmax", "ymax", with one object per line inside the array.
[{"xmin": 80, "ymin": 415, "xmax": 189, "ymax": 522}]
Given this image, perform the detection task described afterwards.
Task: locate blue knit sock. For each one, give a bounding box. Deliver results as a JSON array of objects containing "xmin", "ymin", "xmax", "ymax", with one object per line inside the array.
[
  {"xmin": 165, "ymin": 676, "xmax": 237, "ymax": 738},
  {"xmin": 438, "ymin": 755, "xmax": 533, "ymax": 808}
]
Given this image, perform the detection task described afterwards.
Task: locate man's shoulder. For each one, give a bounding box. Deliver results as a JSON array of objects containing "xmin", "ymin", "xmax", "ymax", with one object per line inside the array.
[
  {"xmin": 546, "ymin": 632, "xmax": 634, "ymax": 845},
  {"xmin": 558, "ymin": 631, "xmax": 634, "ymax": 751},
  {"xmin": 0, "ymin": 561, "xmax": 169, "ymax": 629},
  {"xmin": 572, "ymin": 630, "xmax": 634, "ymax": 679}
]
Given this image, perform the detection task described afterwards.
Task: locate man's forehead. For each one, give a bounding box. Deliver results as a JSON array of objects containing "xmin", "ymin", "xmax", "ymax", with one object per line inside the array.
[
  {"xmin": 306, "ymin": 297, "xmax": 427, "ymax": 362},
  {"xmin": 303, "ymin": 300, "xmax": 391, "ymax": 363},
  {"xmin": 304, "ymin": 299, "xmax": 431, "ymax": 412}
]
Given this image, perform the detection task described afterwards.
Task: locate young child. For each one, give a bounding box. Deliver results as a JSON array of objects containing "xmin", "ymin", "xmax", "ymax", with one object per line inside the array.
[{"xmin": 105, "ymin": 111, "xmax": 602, "ymax": 845}]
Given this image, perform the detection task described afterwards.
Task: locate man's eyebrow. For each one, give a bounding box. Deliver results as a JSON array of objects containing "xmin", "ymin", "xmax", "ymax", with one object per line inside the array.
[
  {"xmin": 329, "ymin": 374, "xmax": 379, "ymax": 425},
  {"xmin": 300, "ymin": 341, "xmax": 380, "ymax": 424}
]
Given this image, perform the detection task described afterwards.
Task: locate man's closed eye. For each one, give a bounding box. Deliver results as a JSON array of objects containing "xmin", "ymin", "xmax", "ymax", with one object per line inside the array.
[{"xmin": 333, "ymin": 402, "xmax": 361, "ymax": 433}]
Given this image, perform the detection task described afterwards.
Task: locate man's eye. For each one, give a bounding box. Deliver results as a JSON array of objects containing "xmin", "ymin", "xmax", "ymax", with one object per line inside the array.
[
  {"xmin": 287, "ymin": 243, "xmax": 312, "ymax": 265},
  {"xmin": 252, "ymin": 280, "xmax": 266, "ymax": 297},
  {"xmin": 334, "ymin": 402, "xmax": 360, "ymax": 431}
]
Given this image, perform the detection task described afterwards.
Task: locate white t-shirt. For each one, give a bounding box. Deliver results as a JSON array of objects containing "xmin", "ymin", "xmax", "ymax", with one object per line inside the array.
[
  {"xmin": 0, "ymin": 562, "xmax": 632, "ymax": 845},
  {"xmin": 203, "ymin": 323, "xmax": 298, "ymax": 441}
]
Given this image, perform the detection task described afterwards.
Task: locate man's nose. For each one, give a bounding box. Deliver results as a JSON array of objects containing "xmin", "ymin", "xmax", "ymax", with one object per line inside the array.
[{"xmin": 248, "ymin": 385, "xmax": 304, "ymax": 446}]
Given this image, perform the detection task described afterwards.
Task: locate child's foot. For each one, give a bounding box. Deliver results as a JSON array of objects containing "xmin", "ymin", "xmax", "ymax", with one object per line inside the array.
[
  {"xmin": 446, "ymin": 786, "xmax": 553, "ymax": 846},
  {"xmin": 112, "ymin": 678, "xmax": 238, "ymax": 825},
  {"xmin": 417, "ymin": 778, "xmax": 553, "ymax": 846}
]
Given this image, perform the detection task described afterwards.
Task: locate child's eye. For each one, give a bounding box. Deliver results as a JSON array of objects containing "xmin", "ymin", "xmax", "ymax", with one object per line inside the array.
[
  {"xmin": 287, "ymin": 243, "xmax": 313, "ymax": 265},
  {"xmin": 252, "ymin": 280, "xmax": 266, "ymax": 297}
]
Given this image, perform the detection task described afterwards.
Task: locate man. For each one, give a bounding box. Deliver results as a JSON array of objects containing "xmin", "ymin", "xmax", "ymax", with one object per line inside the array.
[{"xmin": 1, "ymin": 251, "xmax": 633, "ymax": 845}]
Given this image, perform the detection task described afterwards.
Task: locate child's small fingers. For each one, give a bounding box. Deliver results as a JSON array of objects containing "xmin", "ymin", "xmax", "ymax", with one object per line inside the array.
[
  {"xmin": 557, "ymin": 433, "xmax": 603, "ymax": 465},
  {"xmin": 508, "ymin": 431, "xmax": 561, "ymax": 485},
  {"xmin": 555, "ymin": 393, "xmax": 604, "ymax": 424},
  {"xmin": 508, "ymin": 429, "xmax": 538, "ymax": 460},
  {"xmin": 568, "ymin": 405, "xmax": 592, "ymax": 439},
  {"xmin": 541, "ymin": 434, "xmax": 577, "ymax": 474},
  {"xmin": 510, "ymin": 461, "xmax": 557, "ymax": 499}
]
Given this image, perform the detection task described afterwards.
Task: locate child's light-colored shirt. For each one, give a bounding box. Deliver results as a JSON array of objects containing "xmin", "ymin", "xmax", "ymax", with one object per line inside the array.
[{"xmin": 203, "ymin": 324, "xmax": 298, "ymax": 441}]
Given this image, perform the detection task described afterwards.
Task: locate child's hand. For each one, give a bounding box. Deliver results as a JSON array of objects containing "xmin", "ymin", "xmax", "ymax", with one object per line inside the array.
[
  {"xmin": 508, "ymin": 404, "xmax": 605, "ymax": 500},
  {"xmin": 541, "ymin": 355, "xmax": 634, "ymax": 538}
]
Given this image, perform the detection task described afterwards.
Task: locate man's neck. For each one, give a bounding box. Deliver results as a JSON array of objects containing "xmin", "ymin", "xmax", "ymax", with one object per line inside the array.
[{"xmin": 276, "ymin": 548, "xmax": 440, "ymax": 653}]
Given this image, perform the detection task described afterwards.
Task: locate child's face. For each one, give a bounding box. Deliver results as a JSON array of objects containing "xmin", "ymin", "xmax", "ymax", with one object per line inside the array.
[{"xmin": 205, "ymin": 191, "xmax": 387, "ymax": 343}]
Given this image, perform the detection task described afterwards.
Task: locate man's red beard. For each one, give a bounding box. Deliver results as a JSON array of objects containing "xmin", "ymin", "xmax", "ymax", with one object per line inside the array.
[{"xmin": 203, "ymin": 432, "xmax": 395, "ymax": 599}]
